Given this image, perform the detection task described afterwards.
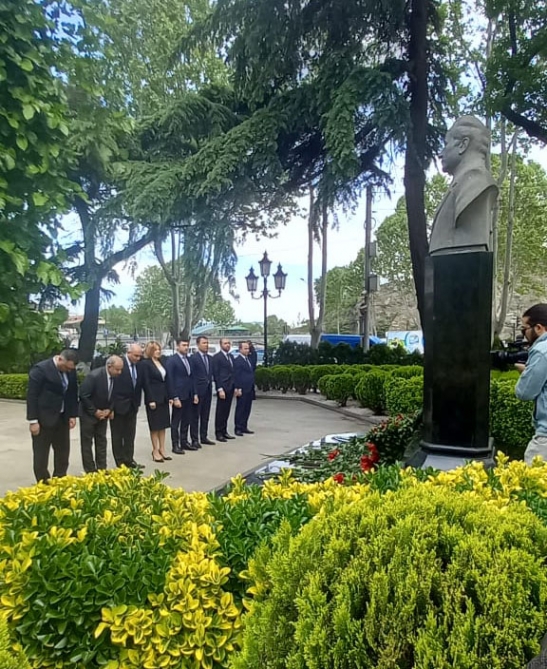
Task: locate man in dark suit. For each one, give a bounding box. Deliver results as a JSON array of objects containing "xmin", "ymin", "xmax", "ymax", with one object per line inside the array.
[
  {"xmin": 190, "ymin": 335, "xmax": 215, "ymax": 445},
  {"xmin": 26, "ymin": 349, "xmax": 79, "ymax": 482},
  {"xmin": 166, "ymin": 338, "xmax": 199, "ymax": 453},
  {"xmin": 110, "ymin": 343, "xmax": 143, "ymax": 469},
  {"xmin": 234, "ymin": 341, "xmax": 256, "ymax": 436},
  {"xmin": 212, "ymin": 337, "xmax": 236, "ymax": 442},
  {"xmin": 79, "ymin": 355, "xmax": 123, "ymax": 473}
]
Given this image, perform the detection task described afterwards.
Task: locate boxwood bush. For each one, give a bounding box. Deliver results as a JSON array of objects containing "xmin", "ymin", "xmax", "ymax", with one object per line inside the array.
[
  {"xmin": 254, "ymin": 367, "xmax": 272, "ymax": 391},
  {"xmin": 0, "ymin": 374, "xmax": 28, "ymax": 400},
  {"xmin": 233, "ymin": 486, "xmax": 547, "ymax": 669},
  {"xmin": 355, "ymin": 370, "xmax": 388, "ymax": 413},
  {"xmin": 490, "ymin": 379, "xmax": 534, "ymax": 458},
  {"xmin": 385, "ymin": 375, "xmax": 423, "ymax": 415},
  {"xmin": 290, "ymin": 367, "xmax": 311, "ymax": 395},
  {"xmin": 270, "ymin": 366, "xmax": 293, "ymax": 393},
  {"xmin": 323, "ymin": 373, "xmax": 356, "ymax": 407}
]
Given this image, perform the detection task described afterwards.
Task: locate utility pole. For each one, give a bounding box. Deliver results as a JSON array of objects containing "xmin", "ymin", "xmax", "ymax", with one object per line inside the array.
[{"xmin": 360, "ymin": 187, "xmax": 374, "ymax": 350}]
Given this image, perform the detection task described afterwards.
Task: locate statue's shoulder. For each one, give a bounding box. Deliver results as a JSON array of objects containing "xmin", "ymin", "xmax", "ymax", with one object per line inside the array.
[{"xmin": 454, "ymin": 167, "xmax": 498, "ymax": 219}]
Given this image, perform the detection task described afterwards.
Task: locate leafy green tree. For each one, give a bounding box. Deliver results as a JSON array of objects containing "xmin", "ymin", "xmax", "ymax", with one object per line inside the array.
[
  {"xmin": 486, "ymin": 0, "xmax": 547, "ymax": 143},
  {"xmin": 132, "ymin": 264, "xmax": 236, "ymax": 337},
  {"xmin": 0, "ymin": 0, "xmax": 78, "ymax": 370},
  {"xmin": 58, "ymin": 0, "xmax": 229, "ymax": 362},
  {"xmin": 202, "ymin": 297, "xmax": 235, "ymax": 328},
  {"xmin": 100, "ymin": 306, "xmax": 135, "ymax": 335},
  {"xmin": 319, "ymin": 255, "xmax": 364, "ymax": 334}
]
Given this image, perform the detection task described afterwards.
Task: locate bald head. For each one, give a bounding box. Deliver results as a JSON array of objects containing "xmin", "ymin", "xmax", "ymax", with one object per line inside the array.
[
  {"xmin": 126, "ymin": 343, "xmax": 143, "ymax": 365},
  {"xmin": 106, "ymin": 355, "xmax": 124, "ymax": 377}
]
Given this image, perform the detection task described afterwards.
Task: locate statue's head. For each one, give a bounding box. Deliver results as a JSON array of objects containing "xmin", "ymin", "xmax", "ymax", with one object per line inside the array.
[{"xmin": 441, "ymin": 116, "xmax": 490, "ymax": 175}]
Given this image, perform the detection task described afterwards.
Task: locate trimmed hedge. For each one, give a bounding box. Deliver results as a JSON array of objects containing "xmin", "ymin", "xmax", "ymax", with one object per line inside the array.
[
  {"xmin": 291, "ymin": 367, "xmax": 310, "ymax": 395},
  {"xmin": 385, "ymin": 375, "xmax": 423, "ymax": 415},
  {"xmin": 0, "ymin": 374, "xmax": 28, "ymax": 400},
  {"xmin": 355, "ymin": 371, "xmax": 388, "ymax": 414},
  {"xmin": 385, "ymin": 375, "xmax": 534, "ymax": 457},
  {"xmin": 323, "ymin": 374, "xmax": 356, "ymax": 407}
]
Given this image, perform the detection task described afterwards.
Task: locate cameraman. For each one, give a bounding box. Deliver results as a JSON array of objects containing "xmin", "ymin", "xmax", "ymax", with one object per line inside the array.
[{"xmin": 515, "ymin": 304, "xmax": 547, "ymax": 463}]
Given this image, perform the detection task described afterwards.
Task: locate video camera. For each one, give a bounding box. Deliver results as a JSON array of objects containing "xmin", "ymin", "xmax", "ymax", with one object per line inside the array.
[{"xmin": 491, "ymin": 339, "xmax": 529, "ymax": 371}]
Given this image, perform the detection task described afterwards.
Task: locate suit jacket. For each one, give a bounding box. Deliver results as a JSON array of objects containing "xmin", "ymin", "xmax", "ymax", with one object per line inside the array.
[
  {"xmin": 190, "ymin": 352, "xmax": 213, "ymax": 397},
  {"xmin": 79, "ymin": 367, "xmax": 115, "ymax": 419},
  {"xmin": 234, "ymin": 355, "xmax": 255, "ymax": 393},
  {"xmin": 111, "ymin": 355, "xmax": 142, "ymax": 415},
  {"xmin": 212, "ymin": 351, "xmax": 235, "ymax": 393},
  {"xmin": 26, "ymin": 358, "xmax": 78, "ymax": 427},
  {"xmin": 140, "ymin": 358, "xmax": 169, "ymax": 405},
  {"xmin": 166, "ymin": 354, "xmax": 195, "ymax": 401}
]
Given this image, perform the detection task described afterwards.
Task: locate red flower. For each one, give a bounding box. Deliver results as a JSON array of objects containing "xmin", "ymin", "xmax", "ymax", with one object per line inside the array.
[
  {"xmin": 360, "ymin": 456, "xmax": 374, "ymax": 472},
  {"xmin": 367, "ymin": 443, "xmax": 380, "ymax": 463},
  {"xmin": 333, "ymin": 473, "xmax": 345, "ymax": 484},
  {"xmin": 327, "ymin": 449, "xmax": 340, "ymax": 461}
]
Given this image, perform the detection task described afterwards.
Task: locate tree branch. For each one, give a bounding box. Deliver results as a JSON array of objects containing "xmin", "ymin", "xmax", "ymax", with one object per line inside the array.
[{"xmin": 101, "ymin": 228, "xmax": 155, "ymax": 274}]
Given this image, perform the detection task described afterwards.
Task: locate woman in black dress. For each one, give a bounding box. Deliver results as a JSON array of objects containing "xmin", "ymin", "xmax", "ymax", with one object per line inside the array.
[{"xmin": 141, "ymin": 341, "xmax": 171, "ymax": 462}]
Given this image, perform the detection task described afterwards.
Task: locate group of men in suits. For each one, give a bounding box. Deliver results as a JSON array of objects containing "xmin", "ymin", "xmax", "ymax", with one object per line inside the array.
[
  {"xmin": 166, "ymin": 335, "xmax": 256, "ymax": 450},
  {"xmin": 25, "ymin": 335, "xmax": 257, "ymax": 482}
]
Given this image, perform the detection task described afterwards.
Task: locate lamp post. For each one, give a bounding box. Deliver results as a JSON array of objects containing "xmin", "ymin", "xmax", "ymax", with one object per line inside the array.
[{"xmin": 245, "ymin": 251, "xmax": 287, "ymax": 367}]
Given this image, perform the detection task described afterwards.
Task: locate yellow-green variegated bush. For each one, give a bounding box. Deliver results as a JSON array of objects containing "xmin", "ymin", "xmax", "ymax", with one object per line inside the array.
[{"xmin": 233, "ymin": 485, "xmax": 547, "ymax": 669}]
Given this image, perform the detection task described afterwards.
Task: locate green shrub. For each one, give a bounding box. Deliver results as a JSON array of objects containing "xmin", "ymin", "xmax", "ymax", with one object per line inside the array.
[
  {"xmin": 271, "ymin": 366, "xmax": 293, "ymax": 393},
  {"xmin": 291, "ymin": 367, "xmax": 311, "ymax": 395},
  {"xmin": 490, "ymin": 379, "xmax": 534, "ymax": 457},
  {"xmin": 207, "ymin": 486, "xmax": 313, "ymax": 601},
  {"xmin": 317, "ymin": 374, "xmax": 334, "ymax": 397},
  {"xmin": 308, "ymin": 365, "xmax": 339, "ymax": 391},
  {"xmin": 234, "ymin": 486, "xmax": 547, "ymax": 669},
  {"xmin": 389, "ymin": 365, "xmax": 423, "ymax": 379},
  {"xmin": 0, "ymin": 374, "xmax": 28, "ymax": 399},
  {"xmin": 355, "ymin": 370, "xmax": 388, "ymax": 413},
  {"xmin": 0, "ymin": 616, "xmax": 30, "ymax": 669},
  {"xmin": 255, "ymin": 367, "xmax": 272, "ymax": 391},
  {"xmin": 385, "ymin": 375, "xmax": 423, "ymax": 415},
  {"xmin": 323, "ymin": 373, "xmax": 355, "ymax": 407}
]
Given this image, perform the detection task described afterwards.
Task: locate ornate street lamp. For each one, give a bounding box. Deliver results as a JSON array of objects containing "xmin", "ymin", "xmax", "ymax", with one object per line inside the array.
[{"xmin": 245, "ymin": 252, "xmax": 287, "ymax": 366}]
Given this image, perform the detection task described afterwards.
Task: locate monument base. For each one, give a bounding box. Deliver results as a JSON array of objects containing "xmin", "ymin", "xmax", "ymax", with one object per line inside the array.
[{"xmin": 405, "ymin": 438, "xmax": 496, "ymax": 471}]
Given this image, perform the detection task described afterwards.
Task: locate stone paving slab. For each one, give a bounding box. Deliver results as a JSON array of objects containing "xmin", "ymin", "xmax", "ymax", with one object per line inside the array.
[{"xmin": 0, "ymin": 398, "xmax": 373, "ymax": 496}]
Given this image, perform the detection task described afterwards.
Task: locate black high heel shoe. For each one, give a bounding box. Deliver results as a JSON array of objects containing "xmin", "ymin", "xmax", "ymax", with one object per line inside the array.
[
  {"xmin": 162, "ymin": 455, "xmax": 172, "ymax": 461},
  {"xmin": 152, "ymin": 453, "xmax": 164, "ymax": 463}
]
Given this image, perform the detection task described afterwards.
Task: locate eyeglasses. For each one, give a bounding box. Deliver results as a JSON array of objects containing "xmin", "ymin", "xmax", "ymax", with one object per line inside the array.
[{"xmin": 521, "ymin": 325, "xmax": 534, "ymax": 335}]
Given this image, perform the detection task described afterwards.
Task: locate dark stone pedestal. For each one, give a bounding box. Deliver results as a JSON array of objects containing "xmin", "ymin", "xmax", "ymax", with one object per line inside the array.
[{"xmin": 406, "ymin": 251, "xmax": 495, "ymax": 470}]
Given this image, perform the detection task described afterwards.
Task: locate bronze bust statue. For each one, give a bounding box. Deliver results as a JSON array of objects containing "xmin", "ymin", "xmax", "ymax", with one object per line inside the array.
[{"xmin": 429, "ymin": 116, "xmax": 498, "ymax": 256}]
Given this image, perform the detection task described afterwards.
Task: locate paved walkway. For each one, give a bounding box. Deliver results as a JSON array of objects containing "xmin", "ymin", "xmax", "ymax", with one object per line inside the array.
[{"xmin": 0, "ymin": 398, "xmax": 371, "ymax": 495}]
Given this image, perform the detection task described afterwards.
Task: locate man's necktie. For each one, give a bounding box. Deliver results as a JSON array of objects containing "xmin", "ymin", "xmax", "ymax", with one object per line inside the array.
[
  {"xmin": 60, "ymin": 372, "xmax": 68, "ymax": 393},
  {"xmin": 131, "ymin": 363, "xmax": 137, "ymax": 387},
  {"xmin": 246, "ymin": 356, "xmax": 252, "ymax": 369},
  {"xmin": 183, "ymin": 357, "xmax": 190, "ymax": 375},
  {"xmin": 228, "ymin": 354, "xmax": 233, "ymax": 368},
  {"xmin": 108, "ymin": 376, "xmax": 113, "ymax": 400},
  {"xmin": 203, "ymin": 354, "xmax": 209, "ymax": 373}
]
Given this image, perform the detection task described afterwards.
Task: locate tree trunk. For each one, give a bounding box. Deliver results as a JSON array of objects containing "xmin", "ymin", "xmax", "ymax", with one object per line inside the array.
[
  {"xmin": 404, "ymin": 0, "xmax": 430, "ymax": 325},
  {"xmin": 307, "ymin": 186, "xmax": 319, "ymax": 347},
  {"xmin": 311, "ymin": 200, "xmax": 328, "ymax": 347},
  {"xmin": 495, "ymin": 132, "xmax": 519, "ymax": 337},
  {"xmin": 181, "ymin": 290, "xmax": 193, "ymax": 340},
  {"xmin": 491, "ymin": 119, "xmax": 506, "ymax": 319},
  {"xmin": 79, "ymin": 283, "xmax": 101, "ymax": 363}
]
